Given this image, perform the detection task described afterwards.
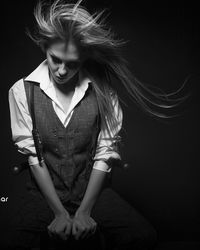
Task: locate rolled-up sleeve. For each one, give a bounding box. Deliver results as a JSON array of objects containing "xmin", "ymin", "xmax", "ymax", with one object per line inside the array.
[
  {"xmin": 93, "ymin": 94, "xmax": 123, "ymax": 173},
  {"xmin": 8, "ymin": 79, "xmax": 39, "ymax": 166}
]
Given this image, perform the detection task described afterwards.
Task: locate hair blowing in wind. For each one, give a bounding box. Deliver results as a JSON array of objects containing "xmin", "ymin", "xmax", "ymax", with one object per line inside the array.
[{"xmin": 28, "ymin": 0, "xmax": 190, "ymax": 135}]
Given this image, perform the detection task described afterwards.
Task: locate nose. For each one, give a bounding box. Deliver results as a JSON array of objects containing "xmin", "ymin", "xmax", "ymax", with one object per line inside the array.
[{"xmin": 58, "ymin": 64, "xmax": 68, "ymax": 77}]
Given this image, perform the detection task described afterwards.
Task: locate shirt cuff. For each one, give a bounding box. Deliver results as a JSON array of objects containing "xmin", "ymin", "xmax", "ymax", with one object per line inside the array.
[
  {"xmin": 93, "ymin": 160, "xmax": 112, "ymax": 173},
  {"xmin": 28, "ymin": 155, "xmax": 39, "ymax": 166}
]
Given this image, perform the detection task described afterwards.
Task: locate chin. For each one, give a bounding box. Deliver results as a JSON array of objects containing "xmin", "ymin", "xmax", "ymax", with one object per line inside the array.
[
  {"xmin": 56, "ymin": 79, "xmax": 67, "ymax": 84},
  {"xmin": 53, "ymin": 76, "xmax": 68, "ymax": 84},
  {"xmin": 53, "ymin": 72, "xmax": 79, "ymax": 85}
]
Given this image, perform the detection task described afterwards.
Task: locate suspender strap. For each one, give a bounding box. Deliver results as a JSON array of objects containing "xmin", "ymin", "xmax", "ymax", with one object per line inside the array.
[
  {"xmin": 24, "ymin": 79, "xmax": 44, "ymax": 165},
  {"xmin": 29, "ymin": 83, "xmax": 36, "ymax": 130}
]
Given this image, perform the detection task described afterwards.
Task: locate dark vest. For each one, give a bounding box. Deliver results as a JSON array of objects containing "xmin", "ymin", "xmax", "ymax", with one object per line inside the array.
[{"xmin": 24, "ymin": 81, "xmax": 100, "ymax": 205}]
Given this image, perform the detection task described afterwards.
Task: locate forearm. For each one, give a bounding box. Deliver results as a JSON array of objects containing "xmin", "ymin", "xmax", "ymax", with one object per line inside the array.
[
  {"xmin": 78, "ymin": 163, "xmax": 108, "ymax": 215},
  {"xmin": 30, "ymin": 161, "xmax": 66, "ymax": 216}
]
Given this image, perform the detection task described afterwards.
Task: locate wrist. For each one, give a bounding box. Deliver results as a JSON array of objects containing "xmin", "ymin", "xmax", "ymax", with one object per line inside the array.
[
  {"xmin": 76, "ymin": 206, "xmax": 91, "ymax": 216},
  {"xmin": 55, "ymin": 208, "xmax": 69, "ymax": 218}
]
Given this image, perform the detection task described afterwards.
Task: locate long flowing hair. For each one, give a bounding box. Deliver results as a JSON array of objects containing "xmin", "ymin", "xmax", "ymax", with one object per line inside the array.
[{"xmin": 28, "ymin": 0, "xmax": 190, "ymax": 137}]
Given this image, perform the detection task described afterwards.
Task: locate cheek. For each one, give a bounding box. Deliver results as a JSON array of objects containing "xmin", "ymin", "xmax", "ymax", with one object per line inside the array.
[
  {"xmin": 48, "ymin": 61, "xmax": 58, "ymax": 74},
  {"xmin": 69, "ymin": 69, "xmax": 79, "ymax": 77},
  {"xmin": 47, "ymin": 56, "xmax": 57, "ymax": 72},
  {"xmin": 63, "ymin": 70, "xmax": 78, "ymax": 81}
]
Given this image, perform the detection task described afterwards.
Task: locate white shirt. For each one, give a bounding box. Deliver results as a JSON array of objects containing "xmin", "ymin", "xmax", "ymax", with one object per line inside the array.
[{"xmin": 8, "ymin": 60, "xmax": 123, "ymax": 172}]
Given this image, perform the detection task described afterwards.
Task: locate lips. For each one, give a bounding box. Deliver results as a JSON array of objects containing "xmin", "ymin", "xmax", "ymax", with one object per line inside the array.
[
  {"xmin": 56, "ymin": 76, "xmax": 67, "ymax": 83},
  {"xmin": 57, "ymin": 77, "xmax": 65, "ymax": 81}
]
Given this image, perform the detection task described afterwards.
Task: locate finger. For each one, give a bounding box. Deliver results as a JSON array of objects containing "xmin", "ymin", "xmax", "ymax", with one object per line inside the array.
[
  {"xmin": 72, "ymin": 222, "xmax": 78, "ymax": 236},
  {"xmin": 76, "ymin": 229, "xmax": 84, "ymax": 240},
  {"xmin": 48, "ymin": 219, "xmax": 56, "ymax": 230},
  {"xmin": 80, "ymin": 221, "xmax": 92, "ymax": 240},
  {"xmin": 47, "ymin": 229, "xmax": 54, "ymax": 238},
  {"xmin": 54, "ymin": 222, "xmax": 67, "ymax": 235},
  {"xmin": 85, "ymin": 223, "xmax": 97, "ymax": 240},
  {"xmin": 90, "ymin": 217, "xmax": 97, "ymax": 227},
  {"xmin": 80, "ymin": 222, "xmax": 93, "ymax": 240},
  {"xmin": 58, "ymin": 231, "xmax": 68, "ymax": 241},
  {"xmin": 48, "ymin": 229, "xmax": 59, "ymax": 240},
  {"xmin": 85, "ymin": 218, "xmax": 96, "ymax": 234},
  {"xmin": 47, "ymin": 224, "xmax": 54, "ymax": 232},
  {"xmin": 79, "ymin": 228, "xmax": 88, "ymax": 240},
  {"xmin": 90, "ymin": 220, "xmax": 97, "ymax": 235},
  {"xmin": 47, "ymin": 225, "xmax": 56, "ymax": 238},
  {"xmin": 74, "ymin": 223, "xmax": 84, "ymax": 240},
  {"xmin": 64, "ymin": 221, "xmax": 72, "ymax": 239},
  {"xmin": 90, "ymin": 224, "xmax": 97, "ymax": 235},
  {"xmin": 82, "ymin": 224, "xmax": 96, "ymax": 240},
  {"xmin": 47, "ymin": 220, "xmax": 57, "ymax": 233},
  {"xmin": 72, "ymin": 222, "xmax": 82, "ymax": 240}
]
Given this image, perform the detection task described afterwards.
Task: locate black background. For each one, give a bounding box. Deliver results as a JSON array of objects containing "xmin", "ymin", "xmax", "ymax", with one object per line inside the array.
[{"xmin": 0, "ymin": 0, "xmax": 199, "ymax": 243}]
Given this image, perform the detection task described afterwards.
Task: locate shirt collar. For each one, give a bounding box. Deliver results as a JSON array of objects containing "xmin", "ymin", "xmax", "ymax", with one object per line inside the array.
[
  {"xmin": 24, "ymin": 60, "xmax": 50, "ymax": 90},
  {"xmin": 24, "ymin": 59, "xmax": 91, "ymax": 94}
]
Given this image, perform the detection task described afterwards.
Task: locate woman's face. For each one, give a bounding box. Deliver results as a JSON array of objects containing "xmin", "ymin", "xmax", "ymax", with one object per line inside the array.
[{"xmin": 46, "ymin": 40, "xmax": 81, "ymax": 85}]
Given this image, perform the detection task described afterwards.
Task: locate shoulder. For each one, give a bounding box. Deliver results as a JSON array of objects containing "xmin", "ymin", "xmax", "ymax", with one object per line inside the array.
[
  {"xmin": 8, "ymin": 78, "xmax": 27, "ymax": 105},
  {"xmin": 9, "ymin": 60, "xmax": 46, "ymax": 95},
  {"xmin": 9, "ymin": 78, "xmax": 25, "ymax": 95}
]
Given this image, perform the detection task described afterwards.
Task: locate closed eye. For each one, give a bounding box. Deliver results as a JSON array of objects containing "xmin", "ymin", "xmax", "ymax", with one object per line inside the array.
[
  {"xmin": 51, "ymin": 55, "xmax": 62, "ymax": 64},
  {"xmin": 67, "ymin": 61, "xmax": 80, "ymax": 69},
  {"xmin": 50, "ymin": 53, "xmax": 81, "ymax": 69}
]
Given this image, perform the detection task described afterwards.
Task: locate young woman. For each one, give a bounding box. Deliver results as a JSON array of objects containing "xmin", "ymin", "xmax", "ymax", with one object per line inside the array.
[{"xmin": 6, "ymin": 0, "xmax": 187, "ymax": 249}]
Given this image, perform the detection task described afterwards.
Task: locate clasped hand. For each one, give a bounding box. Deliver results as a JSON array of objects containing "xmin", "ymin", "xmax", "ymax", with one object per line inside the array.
[{"xmin": 47, "ymin": 209, "xmax": 97, "ymax": 241}]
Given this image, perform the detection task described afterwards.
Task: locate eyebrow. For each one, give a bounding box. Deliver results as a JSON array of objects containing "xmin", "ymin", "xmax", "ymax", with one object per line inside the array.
[{"xmin": 49, "ymin": 52, "xmax": 80, "ymax": 63}]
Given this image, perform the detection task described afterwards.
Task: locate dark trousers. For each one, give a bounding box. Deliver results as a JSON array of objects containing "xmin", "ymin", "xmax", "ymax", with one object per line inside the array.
[{"xmin": 2, "ymin": 188, "xmax": 157, "ymax": 250}]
